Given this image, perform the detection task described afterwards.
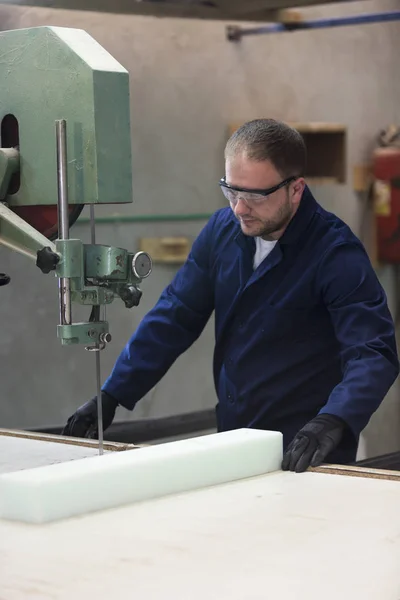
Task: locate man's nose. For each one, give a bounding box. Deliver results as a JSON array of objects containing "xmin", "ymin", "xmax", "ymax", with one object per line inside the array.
[{"xmin": 234, "ymin": 196, "xmax": 250, "ymax": 216}]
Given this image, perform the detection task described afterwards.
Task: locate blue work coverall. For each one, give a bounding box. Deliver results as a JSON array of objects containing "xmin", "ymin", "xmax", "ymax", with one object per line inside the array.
[{"xmin": 103, "ymin": 187, "xmax": 399, "ymax": 464}]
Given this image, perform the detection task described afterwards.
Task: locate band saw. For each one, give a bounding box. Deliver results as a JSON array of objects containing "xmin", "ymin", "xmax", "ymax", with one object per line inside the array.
[
  {"xmin": 0, "ymin": 26, "xmax": 399, "ymax": 600},
  {"xmin": 0, "ymin": 26, "xmax": 152, "ymax": 453}
]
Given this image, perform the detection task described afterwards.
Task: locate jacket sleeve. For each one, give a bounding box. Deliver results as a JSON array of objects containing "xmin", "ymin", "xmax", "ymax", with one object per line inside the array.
[
  {"xmin": 102, "ymin": 213, "xmax": 217, "ymax": 409},
  {"xmin": 318, "ymin": 242, "xmax": 399, "ymax": 436}
]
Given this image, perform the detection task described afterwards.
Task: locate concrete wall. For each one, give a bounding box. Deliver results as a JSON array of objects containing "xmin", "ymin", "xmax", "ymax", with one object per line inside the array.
[{"xmin": 0, "ymin": 0, "xmax": 399, "ymax": 459}]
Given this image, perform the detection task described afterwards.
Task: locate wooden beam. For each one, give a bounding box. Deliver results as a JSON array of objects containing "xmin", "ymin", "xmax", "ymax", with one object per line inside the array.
[
  {"xmin": 0, "ymin": 0, "xmax": 361, "ymax": 21},
  {"xmin": 0, "ymin": 428, "xmax": 139, "ymax": 452},
  {"xmin": 223, "ymin": 0, "xmax": 358, "ymax": 22},
  {"xmin": 311, "ymin": 463, "xmax": 400, "ymax": 482},
  {"xmin": 215, "ymin": 1, "xmax": 303, "ymax": 23},
  {"xmin": 214, "ymin": 0, "xmax": 302, "ymax": 17},
  {"xmin": 0, "ymin": 0, "xmax": 227, "ymax": 20},
  {"xmin": 234, "ymin": 0, "xmax": 357, "ymax": 13}
]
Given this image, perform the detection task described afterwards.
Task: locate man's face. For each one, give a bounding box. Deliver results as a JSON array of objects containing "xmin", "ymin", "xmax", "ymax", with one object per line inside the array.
[{"xmin": 224, "ymin": 153, "xmax": 304, "ymax": 240}]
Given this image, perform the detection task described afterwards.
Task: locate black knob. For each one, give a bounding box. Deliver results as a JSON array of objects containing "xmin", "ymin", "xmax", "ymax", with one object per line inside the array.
[
  {"xmin": 119, "ymin": 285, "xmax": 142, "ymax": 308},
  {"xmin": 36, "ymin": 247, "xmax": 60, "ymax": 274},
  {"xmin": 0, "ymin": 273, "xmax": 10, "ymax": 287}
]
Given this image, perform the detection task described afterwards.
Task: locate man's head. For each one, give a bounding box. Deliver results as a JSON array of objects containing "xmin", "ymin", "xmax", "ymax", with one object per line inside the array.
[{"xmin": 221, "ymin": 119, "xmax": 307, "ymax": 240}]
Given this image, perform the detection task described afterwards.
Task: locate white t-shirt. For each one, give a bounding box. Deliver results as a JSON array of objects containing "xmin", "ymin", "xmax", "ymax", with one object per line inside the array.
[{"xmin": 253, "ymin": 237, "xmax": 278, "ymax": 270}]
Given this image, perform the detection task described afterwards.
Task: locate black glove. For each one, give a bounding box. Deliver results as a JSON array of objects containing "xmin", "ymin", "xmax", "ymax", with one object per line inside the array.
[
  {"xmin": 281, "ymin": 414, "xmax": 346, "ymax": 473},
  {"xmin": 61, "ymin": 391, "xmax": 118, "ymax": 439}
]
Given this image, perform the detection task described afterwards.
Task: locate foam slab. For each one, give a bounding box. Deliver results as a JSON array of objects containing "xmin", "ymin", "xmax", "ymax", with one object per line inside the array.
[{"xmin": 0, "ymin": 428, "xmax": 282, "ymax": 524}]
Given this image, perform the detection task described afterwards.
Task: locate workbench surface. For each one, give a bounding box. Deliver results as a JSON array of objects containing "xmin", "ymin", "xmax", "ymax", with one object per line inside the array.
[
  {"xmin": 0, "ymin": 434, "xmax": 113, "ymax": 473},
  {"xmin": 1, "ymin": 468, "xmax": 399, "ymax": 599},
  {"xmin": 0, "ymin": 428, "xmax": 137, "ymax": 476}
]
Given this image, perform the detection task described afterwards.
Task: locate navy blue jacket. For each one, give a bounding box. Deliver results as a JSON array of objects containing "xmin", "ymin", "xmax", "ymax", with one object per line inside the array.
[{"xmin": 103, "ymin": 187, "xmax": 399, "ymax": 463}]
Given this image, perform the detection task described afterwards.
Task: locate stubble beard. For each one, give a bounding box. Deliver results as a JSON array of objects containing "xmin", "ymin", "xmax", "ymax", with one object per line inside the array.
[{"xmin": 240, "ymin": 196, "xmax": 294, "ymax": 241}]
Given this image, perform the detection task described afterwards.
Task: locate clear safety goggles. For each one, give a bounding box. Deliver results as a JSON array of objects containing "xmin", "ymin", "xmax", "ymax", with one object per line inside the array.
[{"xmin": 219, "ymin": 175, "xmax": 296, "ymax": 207}]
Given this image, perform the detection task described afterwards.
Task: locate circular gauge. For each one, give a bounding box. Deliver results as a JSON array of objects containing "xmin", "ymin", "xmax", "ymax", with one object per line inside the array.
[{"xmin": 132, "ymin": 252, "xmax": 152, "ymax": 279}]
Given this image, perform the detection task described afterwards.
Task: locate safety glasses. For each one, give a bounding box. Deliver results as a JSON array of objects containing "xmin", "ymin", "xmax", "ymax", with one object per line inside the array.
[{"xmin": 219, "ymin": 175, "xmax": 296, "ymax": 207}]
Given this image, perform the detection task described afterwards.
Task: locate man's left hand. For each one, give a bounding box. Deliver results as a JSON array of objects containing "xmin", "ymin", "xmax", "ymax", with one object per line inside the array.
[{"xmin": 281, "ymin": 414, "xmax": 347, "ymax": 473}]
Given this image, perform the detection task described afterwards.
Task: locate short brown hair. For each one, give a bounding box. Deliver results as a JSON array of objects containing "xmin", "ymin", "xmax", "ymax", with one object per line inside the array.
[{"xmin": 225, "ymin": 118, "xmax": 306, "ymax": 179}]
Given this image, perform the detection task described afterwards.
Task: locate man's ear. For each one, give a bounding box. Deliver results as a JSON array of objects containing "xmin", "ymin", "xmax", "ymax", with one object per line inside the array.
[{"xmin": 292, "ymin": 177, "xmax": 306, "ymax": 200}]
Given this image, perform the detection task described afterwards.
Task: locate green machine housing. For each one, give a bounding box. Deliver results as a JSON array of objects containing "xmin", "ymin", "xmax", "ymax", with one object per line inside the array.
[{"xmin": 0, "ymin": 26, "xmax": 152, "ymax": 348}]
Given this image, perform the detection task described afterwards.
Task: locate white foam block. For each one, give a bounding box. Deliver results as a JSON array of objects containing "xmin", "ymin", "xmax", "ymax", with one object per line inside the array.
[{"xmin": 0, "ymin": 428, "xmax": 282, "ymax": 524}]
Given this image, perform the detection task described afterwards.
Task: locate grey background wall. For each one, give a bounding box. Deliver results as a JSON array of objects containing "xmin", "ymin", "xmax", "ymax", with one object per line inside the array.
[{"xmin": 0, "ymin": 0, "xmax": 399, "ymax": 459}]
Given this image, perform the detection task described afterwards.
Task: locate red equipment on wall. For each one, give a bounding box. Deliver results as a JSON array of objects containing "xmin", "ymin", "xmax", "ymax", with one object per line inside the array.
[{"xmin": 372, "ymin": 127, "xmax": 400, "ymax": 263}]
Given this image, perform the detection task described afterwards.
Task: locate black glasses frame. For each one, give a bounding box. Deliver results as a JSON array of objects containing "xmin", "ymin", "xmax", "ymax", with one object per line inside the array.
[{"xmin": 219, "ymin": 175, "xmax": 297, "ymax": 197}]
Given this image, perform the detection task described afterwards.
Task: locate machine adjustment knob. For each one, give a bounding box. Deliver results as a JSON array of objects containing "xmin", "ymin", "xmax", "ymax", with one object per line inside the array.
[
  {"xmin": 119, "ymin": 285, "xmax": 142, "ymax": 309},
  {"xmin": 0, "ymin": 273, "xmax": 10, "ymax": 287},
  {"xmin": 36, "ymin": 246, "xmax": 60, "ymax": 274},
  {"xmin": 99, "ymin": 332, "xmax": 112, "ymax": 344}
]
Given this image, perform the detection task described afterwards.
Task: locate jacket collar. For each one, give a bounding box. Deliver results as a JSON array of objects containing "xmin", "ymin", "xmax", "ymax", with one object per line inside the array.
[
  {"xmin": 234, "ymin": 185, "xmax": 318, "ymax": 250},
  {"xmin": 279, "ymin": 185, "xmax": 318, "ymax": 245}
]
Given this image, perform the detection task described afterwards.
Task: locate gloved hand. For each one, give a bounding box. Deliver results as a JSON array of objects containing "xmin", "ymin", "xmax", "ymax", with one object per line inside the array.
[
  {"xmin": 281, "ymin": 414, "xmax": 346, "ymax": 473},
  {"xmin": 61, "ymin": 391, "xmax": 119, "ymax": 439},
  {"xmin": 0, "ymin": 273, "xmax": 10, "ymax": 287}
]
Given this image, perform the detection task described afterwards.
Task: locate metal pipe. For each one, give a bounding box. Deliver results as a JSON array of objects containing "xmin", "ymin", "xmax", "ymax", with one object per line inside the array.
[
  {"xmin": 76, "ymin": 212, "xmax": 214, "ymax": 225},
  {"xmin": 56, "ymin": 120, "xmax": 69, "ymax": 240},
  {"xmin": 55, "ymin": 119, "xmax": 72, "ymax": 326},
  {"xmin": 227, "ymin": 10, "xmax": 400, "ymax": 40}
]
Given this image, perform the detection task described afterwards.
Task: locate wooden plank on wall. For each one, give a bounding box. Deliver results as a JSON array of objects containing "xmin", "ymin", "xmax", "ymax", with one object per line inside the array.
[{"xmin": 139, "ymin": 236, "xmax": 191, "ymax": 264}]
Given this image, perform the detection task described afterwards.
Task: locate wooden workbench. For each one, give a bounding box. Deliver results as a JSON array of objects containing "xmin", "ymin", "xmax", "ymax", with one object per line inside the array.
[
  {"xmin": 1, "ymin": 429, "xmax": 399, "ymax": 599},
  {"xmin": 0, "ymin": 428, "xmax": 139, "ymax": 475}
]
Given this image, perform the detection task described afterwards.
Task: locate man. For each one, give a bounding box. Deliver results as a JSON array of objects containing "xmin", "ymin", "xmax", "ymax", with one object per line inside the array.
[{"xmin": 63, "ymin": 119, "xmax": 399, "ymax": 472}]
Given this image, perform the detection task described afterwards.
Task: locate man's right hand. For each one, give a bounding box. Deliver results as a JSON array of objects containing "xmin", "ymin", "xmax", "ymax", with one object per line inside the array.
[{"xmin": 61, "ymin": 391, "xmax": 119, "ymax": 439}]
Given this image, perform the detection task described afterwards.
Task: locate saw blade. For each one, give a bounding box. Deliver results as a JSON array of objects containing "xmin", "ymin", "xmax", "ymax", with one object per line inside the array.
[
  {"xmin": 89, "ymin": 204, "xmax": 104, "ymax": 456},
  {"xmin": 10, "ymin": 204, "xmax": 84, "ymax": 241}
]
